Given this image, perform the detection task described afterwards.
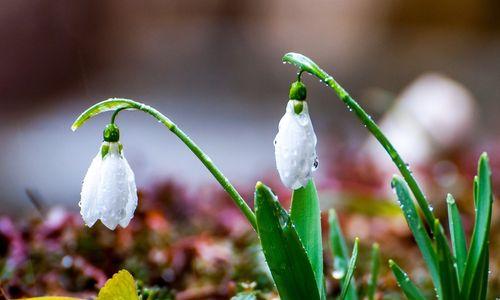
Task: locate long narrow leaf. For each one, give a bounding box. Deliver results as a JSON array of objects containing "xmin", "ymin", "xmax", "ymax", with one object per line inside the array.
[
  {"xmin": 340, "ymin": 238, "xmax": 359, "ymax": 300},
  {"xmin": 329, "ymin": 209, "xmax": 358, "ymax": 300},
  {"xmin": 254, "ymin": 182, "xmax": 320, "ymax": 300},
  {"xmin": 462, "ymin": 153, "xmax": 493, "ymax": 299},
  {"xmin": 446, "ymin": 193, "xmax": 467, "ymax": 284},
  {"xmin": 434, "ymin": 220, "xmax": 460, "ymax": 300},
  {"xmin": 391, "ymin": 176, "xmax": 441, "ymax": 298},
  {"xmin": 389, "ymin": 260, "xmax": 426, "ymax": 300},
  {"xmin": 290, "ymin": 179, "xmax": 324, "ymax": 298},
  {"xmin": 367, "ymin": 243, "xmax": 380, "ymax": 300},
  {"xmin": 464, "ymin": 246, "xmax": 490, "ymax": 300}
]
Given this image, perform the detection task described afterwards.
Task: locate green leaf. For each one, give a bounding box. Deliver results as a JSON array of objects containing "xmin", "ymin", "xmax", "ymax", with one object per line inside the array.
[
  {"xmin": 433, "ymin": 220, "xmax": 460, "ymax": 300},
  {"xmin": 389, "ymin": 260, "xmax": 426, "ymax": 300},
  {"xmin": 254, "ymin": 182, "xmax": 320, "ymax": 300},
  {"xmin": 328, "ymin": 209, "xmax": 358, "ymax": 300},
  {"xmin": 446, "ymin": 193, "xmax": 467, "ymax": 285},
  {"xmin": 340, "ymin": 238, "xmax": 359, "ymax": 300},
  {"xmin": 290, "ymin": 179, "xmax": 324, "ymax": 298},
  {"xmin": 367, "ymin": 243, "xmax": 380, "ymax": 300},
  {"xmin": 97, "ymin": 269, "xmax": 139, "ymax": 300},
  {"xmin": 472, "ymin": 247, "xmax": 489, "ymax": 300},
  {"xmin": 391, "ymin": 176, "xmax": 441, "ymax": 298},
  {"xmin": 461, "ymin": 153, "xmax": 493, "ymax": 299}
]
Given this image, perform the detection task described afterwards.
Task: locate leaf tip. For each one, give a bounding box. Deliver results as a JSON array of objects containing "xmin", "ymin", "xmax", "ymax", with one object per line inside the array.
[
  {"xmin": 255, "ymin": 181, "xmax": 264, "ymax": 190},
  {"xmin": 480, "ymin": 151, "xmax": 488, "ymax": 161},
  {"xmin": 446, "ymin": 193, "xmax": 455, "ymax": 204},
  {"xmin": 388, "ymin": 259, "xmax": 395, "ymax": 267}
]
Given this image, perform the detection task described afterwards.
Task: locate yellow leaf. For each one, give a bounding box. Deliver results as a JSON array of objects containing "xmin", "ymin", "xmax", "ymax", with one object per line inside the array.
[{"xmin": 97, "ymin": 269, "xmax": 139, "ymax": 300}]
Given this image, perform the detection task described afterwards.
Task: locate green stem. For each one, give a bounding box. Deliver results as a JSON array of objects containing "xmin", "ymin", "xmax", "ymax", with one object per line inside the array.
[
  {"xmin": 282, "ymin": 53, "xmax": 436, "ymax": 230},
  {"xmin": 72, "ymin": 98, "xmax": 257, "ymax": 230},
  {"xmin": 111, "ymin": 107, "xmax": 127, "ymax": 124}
]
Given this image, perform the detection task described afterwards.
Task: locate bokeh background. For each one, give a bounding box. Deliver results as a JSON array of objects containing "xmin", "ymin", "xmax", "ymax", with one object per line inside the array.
[
  {"xmin": 0, "ymin": 1, "xmax": 500, "ymax": 298},
  {"xmin": 1, "ymin": 0, "xmax": 499, "ymax": 214}
]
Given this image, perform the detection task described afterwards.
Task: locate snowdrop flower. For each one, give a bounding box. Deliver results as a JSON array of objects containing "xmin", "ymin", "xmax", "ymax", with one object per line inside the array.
[
  {"xmin": 274, "ymin": 81, "xmax": 318, "ymax": 190},
  {"xmin": 79, "ymin": 124, "xmax": 137, "ymax": 230}
]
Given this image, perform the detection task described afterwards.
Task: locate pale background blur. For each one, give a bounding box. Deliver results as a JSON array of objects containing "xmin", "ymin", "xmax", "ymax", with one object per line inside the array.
[{"xmin": 1, "ymin": 0, "xmax": 499, "ymax": 215}]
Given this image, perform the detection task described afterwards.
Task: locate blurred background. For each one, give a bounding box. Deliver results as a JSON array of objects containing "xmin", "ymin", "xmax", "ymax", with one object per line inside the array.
[
  {"xmin": 1, "ymin": 1, "xmax": 500, "ymax": 298},
  {"xmin": 1, "ymin": 0, "xmax": 499, "ymax": 214}
]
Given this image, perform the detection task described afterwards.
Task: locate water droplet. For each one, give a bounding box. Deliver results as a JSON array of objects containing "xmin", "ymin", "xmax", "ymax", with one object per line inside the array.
[{"xmin": 332, "ymin": 269, "xmax": 345, "ymax": 279}]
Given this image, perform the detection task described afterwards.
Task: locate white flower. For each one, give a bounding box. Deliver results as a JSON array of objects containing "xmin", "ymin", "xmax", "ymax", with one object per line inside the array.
[
  {"xmin": 274, "ymin": 100, "xmax": 318, "ymax": 190},
  {"xmin": 79, "ymin": 142, "xmax": 137, "ymax": 230}
]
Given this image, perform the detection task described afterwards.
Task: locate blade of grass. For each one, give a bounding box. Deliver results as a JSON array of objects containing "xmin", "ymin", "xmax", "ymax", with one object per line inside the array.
[
  {"xmin": 329, "ymin": 209, "xmax": 358, "ymax": 300},
  {"xmin": 367, "ymin": 243, "xmax": 380, "ymax": 300},
  {"xmin": 446, "ymin": 193, "xmax": 467, "ymax": 285},
  {"xmin": 340, "ymin": 238, "xmax": 359, "ymax": 300},
  {"xmin": 389, "ymin": 260, "xmax": 426, "ymax": 300},
  {"xmin": 254, "ymin": 182, "xmax": 320, "ymax": 300},
  {"xmin": 391, "ymin": 176, "xmax": 441, "ymax": 298},
  {"xmin": 290, "ymin": 179, "xmax": 324, "ymax": 298},
  {"xmin": 434, "ymin": 220, "xmax": 460, "ymax": 300},
  {"xmin": 461, "ymin": 153, "xmax": 493, "ymax": 299},
  {"xmin": 465, "ymin": 246, "xmax": 489, "ymax": 300}
]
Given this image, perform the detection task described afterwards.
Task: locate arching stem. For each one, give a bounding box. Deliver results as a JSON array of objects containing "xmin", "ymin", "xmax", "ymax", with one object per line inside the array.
[
  {"xmin": 72, "ymin": 98, "xmax": 257, "ymax": 230},
  {"xmin": 282, "ymin": 52, "xmax": 436, "ymax": 231},
  {"xmin": 111, "ymin": 107, "xmax": 128, "ymax": 124}
]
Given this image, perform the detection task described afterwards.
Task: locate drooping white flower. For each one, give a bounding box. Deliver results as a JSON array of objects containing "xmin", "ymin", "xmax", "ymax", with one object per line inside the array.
[
  {"xmin": 80, "ymin": 142, "xmax": 137, "ymax": 230},
  {"xmin": 274, "ymin": 100, "xmax": 318, "ymax": 190}
]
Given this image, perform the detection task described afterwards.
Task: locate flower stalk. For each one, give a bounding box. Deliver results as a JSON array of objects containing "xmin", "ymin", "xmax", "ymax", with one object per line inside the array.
[
  {"xmin": 72, "ymin": 98, "xmax": 257, "ymax": 230},
  {"xmin": 282, "ymin": 52, "xmax": 436, "ymax": 230}
]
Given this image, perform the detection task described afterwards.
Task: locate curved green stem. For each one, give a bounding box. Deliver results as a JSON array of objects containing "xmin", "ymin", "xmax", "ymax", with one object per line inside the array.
[
  {"xmin": 282, "ymin": 52, "xmax": 436, "ymax": 230},
  {"xmin": 72, "ymin": 98, "xmax": 257, "ymax": 230},
  {"xmin": 111, "ymin": 107, "xmax": 128, "ymax": 124}
]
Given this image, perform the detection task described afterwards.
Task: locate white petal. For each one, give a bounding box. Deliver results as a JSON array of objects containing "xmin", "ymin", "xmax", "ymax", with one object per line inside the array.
[
  {"xmin": 274, "ymin": 101, "xmax": 317, "ymax": 189},
  {"xmin": 96, "ymin": 143, "xmax": 133, "ymax": 230},
  {"xmin": 80, "ymin": 152, "xmax": 102, "ymax": 227},
  {"xmin": 118, "ymin": 152, "xmax": 137, "ymax": 228}
]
